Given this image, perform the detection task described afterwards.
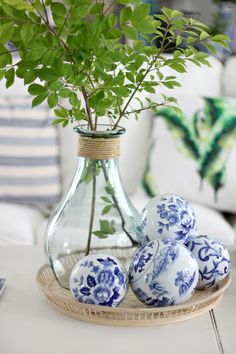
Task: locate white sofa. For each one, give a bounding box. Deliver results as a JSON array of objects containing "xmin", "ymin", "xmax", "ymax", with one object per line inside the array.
[{"xmin": 1, "ymin": 55, "xmax": 236, "ymax": 248}]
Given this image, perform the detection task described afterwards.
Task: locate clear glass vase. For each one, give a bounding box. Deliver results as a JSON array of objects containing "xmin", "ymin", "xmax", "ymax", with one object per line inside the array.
[{"xmin": 44, "ymin": 125, "xmax": 140, "ymax": 289}]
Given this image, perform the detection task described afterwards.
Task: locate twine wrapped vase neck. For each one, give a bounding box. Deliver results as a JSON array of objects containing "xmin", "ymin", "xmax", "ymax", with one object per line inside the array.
[
  {"xmin": 78, "ymin": 136, "xmax": 120, "ymax": 160},
  {"xmin": 75, "ymin": 124, "xmax": 125, "ymax": 160}
]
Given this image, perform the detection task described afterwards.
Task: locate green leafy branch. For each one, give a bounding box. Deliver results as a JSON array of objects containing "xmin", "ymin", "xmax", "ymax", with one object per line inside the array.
[{"xmin": 0, "ymin": 1, "xmax": 229, "ymax": 130}]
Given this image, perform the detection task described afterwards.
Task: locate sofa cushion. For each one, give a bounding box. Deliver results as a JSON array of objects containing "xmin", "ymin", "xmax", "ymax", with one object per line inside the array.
[
  {"xmin": 222, "ymin": 56, "xmax": 236, "ymax": 97},
  {"xmin": 131, "ymin": 189, "xmax": 235, "ymax": 246},
  {"xmin": 0, "ymin": 96, "xmax": 61, "ymax": 210},
  {"xmin": 143, "ymin": 95, "xmax": 236, "ymax": 213},
  {"xmin": 0, "ymin": 202, "xmax": 44, "ymax": 245}
]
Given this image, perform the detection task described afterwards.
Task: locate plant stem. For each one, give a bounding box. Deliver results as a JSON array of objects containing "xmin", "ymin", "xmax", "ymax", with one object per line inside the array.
[
  {"xmin": 100, "ymin": 161, "xmax": 138, "ymax": 247},
  {"xmin": 41, "ymin": 0, "xmax": 49, "ymax": 25},
  {"xmin": 113, "ymin": 23, "xmax": 171, "ymax": 130},
  {"xmin": 81, "ymin": 87, "xmax": 94, "ymax": 130},
  {"xmin": 85, "ymin": 162, "xmax": 97, "ymax": 256},
  {"xmin": 29, "ymin": 0, "xmax": 94, "ymax": 130}
]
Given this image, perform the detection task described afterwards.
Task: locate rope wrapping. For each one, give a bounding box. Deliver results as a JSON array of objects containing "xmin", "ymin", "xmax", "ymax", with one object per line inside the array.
[{"xmin": 78, "ymin": 136, "xmax": 120, "ymax": 160}]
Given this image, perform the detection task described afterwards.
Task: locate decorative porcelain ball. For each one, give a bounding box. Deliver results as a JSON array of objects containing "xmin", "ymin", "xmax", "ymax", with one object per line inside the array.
[
  {"xmin": 129, "ymin": 239, "xmax": 198, "ymax": 307},
  {"xmin": 70, "ymin": 254, "xmax": 128, "ymax": 307},
  {"xmin": 186, "ymin": 235, "xmax": 230, "ymax": 289},
  {"xmin": 140, "ymin": 194, "xmax": 197, "ymax": 245}
]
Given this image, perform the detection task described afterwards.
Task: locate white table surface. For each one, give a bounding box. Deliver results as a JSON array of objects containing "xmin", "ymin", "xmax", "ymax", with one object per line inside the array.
[{"xmin": 0, "ymin": 246, "xmax": 235, "ymax": 354}]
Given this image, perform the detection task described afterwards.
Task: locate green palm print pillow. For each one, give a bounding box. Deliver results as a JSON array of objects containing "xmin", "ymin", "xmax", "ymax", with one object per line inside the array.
[{"xmin": 142, "ymin": 96, "xmax": 236, "ymax": 212}]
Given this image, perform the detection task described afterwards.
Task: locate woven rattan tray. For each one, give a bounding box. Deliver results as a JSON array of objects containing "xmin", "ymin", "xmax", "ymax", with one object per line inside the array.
[{"xmin": 36, "ymin": 264, "xmax": 231, "ymax": 327}]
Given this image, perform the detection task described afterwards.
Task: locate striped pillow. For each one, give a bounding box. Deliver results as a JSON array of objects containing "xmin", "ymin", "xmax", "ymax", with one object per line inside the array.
[{"xmin": 0, "ymin": 96, "xmax": 61, "ymax": 210}]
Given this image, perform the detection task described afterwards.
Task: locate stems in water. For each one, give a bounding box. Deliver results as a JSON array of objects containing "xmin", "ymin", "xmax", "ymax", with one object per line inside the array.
[
  {"xmin": 85, "ymin": 162, "xmax": 97, "ymax": 256},
  {"xmin": 100, "ymin": 160, "xmax": 138, "ymax": 247}
]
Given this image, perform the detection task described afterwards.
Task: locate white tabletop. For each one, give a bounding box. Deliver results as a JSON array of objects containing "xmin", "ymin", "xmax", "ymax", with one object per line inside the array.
[{"xmin": 0, "ymin": 246, "xmax": 235, "ymax": 354}]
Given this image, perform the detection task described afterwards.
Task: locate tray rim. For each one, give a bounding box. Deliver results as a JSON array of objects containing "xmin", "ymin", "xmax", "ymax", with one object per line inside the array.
[{"xmin": 36, "ymin": 263, "xmax": 231, "ymax": 325}]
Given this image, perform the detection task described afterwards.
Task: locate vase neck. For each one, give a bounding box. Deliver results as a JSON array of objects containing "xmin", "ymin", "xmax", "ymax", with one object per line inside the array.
[{"xmin": 78, "ymin": 135, "xmax": 120, "ymax": 160}]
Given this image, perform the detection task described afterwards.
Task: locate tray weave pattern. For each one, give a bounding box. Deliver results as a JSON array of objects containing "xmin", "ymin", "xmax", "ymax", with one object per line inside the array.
[{"xmin": 36, "ymin": 264, "xmax": 231, "ymax": 326}]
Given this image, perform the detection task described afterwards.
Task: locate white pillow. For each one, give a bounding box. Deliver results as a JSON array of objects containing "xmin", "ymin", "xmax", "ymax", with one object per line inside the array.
[
  {"xmin": 222, "ymin": 56, "xmax": 236, "ymax": 97},
  {"xmin": 0, "ymin": 202, "xmax": 44, "ymax": 245},
  {"xmin": 143, "ymin": 95, "xmax": 236, "ymax": 213}
]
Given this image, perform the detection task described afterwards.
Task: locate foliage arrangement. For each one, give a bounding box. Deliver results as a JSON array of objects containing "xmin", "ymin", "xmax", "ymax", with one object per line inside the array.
[
  {"xmin": 145, "ymin": 98, "xmax": 236, "ymax": 198},
  {"xmin": 0, "ymin": 0, "xmax": 228, "ymax": 130},
  {"xmin": 0, "ymin": 1, "xmax": 229, "ymax": 254}
]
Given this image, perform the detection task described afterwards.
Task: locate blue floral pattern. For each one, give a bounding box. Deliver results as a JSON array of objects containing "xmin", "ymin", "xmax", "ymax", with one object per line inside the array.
[
  {"xmin": 134, "ymin": 286, "xmax": 175, "ymax": 307},
  {"xmin": 129, "ymin": 241, "xmax": 157, "ymax": 282},
  {"xmin": 187, "ymin": 235, "xmax": 230, "ymax": 289},
  {"xmin": 141, "ymin": 194, "xmax": 196, "ymax": 245},
  {"xmin": 70, "ymin": 255, "xmax": 128, "ymax": 307},
  {"xmin": 175, "ymin": 270, "xmax": 197, "ymax": 295},
  {"xmin": 129, "ymin": 239, "xmax": 198, "ymax": 307},
  {"xmin": 156, "ymin": 196, "xmax": 195, "ymax": 242}
]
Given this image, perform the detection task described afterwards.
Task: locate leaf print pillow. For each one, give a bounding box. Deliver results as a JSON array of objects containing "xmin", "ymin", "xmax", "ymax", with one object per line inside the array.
[{"xmin": 143, "ymin": 95, "xmax": 236, "ymax": 213}]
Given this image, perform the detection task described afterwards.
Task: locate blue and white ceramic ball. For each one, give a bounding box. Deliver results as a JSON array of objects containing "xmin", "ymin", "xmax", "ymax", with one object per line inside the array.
[
  {"xmin": 70, "ymin": 254, "xmax": 128, "ymax": 307},
  {"xmin": 129, "ymin": 239, "xmax": 198, "ymax": 307},
  {"xmin": 140, "ymin": 194, "xmax": 197, "ymax": 245},
  {"xmin": 186, "ymin": 235, "xmax": 230, "ymax": 289}
]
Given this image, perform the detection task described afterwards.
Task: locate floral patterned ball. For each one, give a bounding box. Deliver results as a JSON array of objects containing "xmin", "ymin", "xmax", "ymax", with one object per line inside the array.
[
  {"xmin": 129, "ymin": 239, "xmax": 198, "ymax": 307},
  {"xmin": 186, "ymin": 235, "xmax": 230, "ymax": 289},
  {"xmin": 140, "ymin": 194, "xmax": 197, "ymax": 245},
  {"xmin": 70, "ymin": 254, "xmax": 128, "ymax": 307}
]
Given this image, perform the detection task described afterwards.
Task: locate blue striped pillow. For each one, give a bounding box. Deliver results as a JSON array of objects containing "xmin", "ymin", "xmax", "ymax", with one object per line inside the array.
[{"xmin": 0, "ymin": 96, "xmax": 61, "ymax": 209}]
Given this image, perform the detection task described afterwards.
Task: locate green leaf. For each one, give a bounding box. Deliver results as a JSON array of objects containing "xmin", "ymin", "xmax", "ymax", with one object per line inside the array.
[
  {"xmin": 62, "ymin": 119, "xmax": 69, "ymax": 127},
  {"xmin": 24, "ymin": 48, "xmax": 46, "ymax": 62},
  {"xmin": 23, "ymin": 70, "xmax": 37, "ymax": 85},
  {"xmin": 52, "ymin": 118, "xmax": 65, "ymax": 125},
  {"xmin": 99, "ymin": 219, "xmax": 116, "ymax": 235},
  {"xmin": 92, "ymin": 231, "xmax": 109, "ymax": 239},
  {"xmin": 38, "ymin": 68, "xmax": 58, "ymax": 82},
  {"xmin": 49, "ymin": 81, "xmax": 63, "ymax": 91},
  {"xmin": 54, "ymin": 108, "xmax": 68, "ymax": 118},
  {"xmin": 59, "ymin": 88, "xmax": 71, "ymax": 98},
  {"xmin": 108, "ymin": 13, "xmax": 117, "ymax": 27},
  {"xmin": 3, "ymin": 0, "xmax": 33, "ymax": 11},
  {"xmin": 32, "ymin": 93, "xmax": 48, "ymax": 108},
  {"xmin": 101, "ymin": 196, "xmax": 112, "ymax": 204},
  {"xmin": 20, "ymin": 24, "xmax": 34, "ymax": 45},
  {"xmin": 51, "ymin": 2, "xmax": 67, "ymax": 17},
  {"xmin": 126, "ymin": 72, "xmax": 135, "ymax": 83},
  {"xmin": 169, "ymin": 62, "xmax": 186, "ymax": 73},
  {"xmin": 176, "ymin": 35, "xmax": 182, "ymax": 46},
  {"xmin": 169, "ymin": 9, "xmax": 182, "ymax": 19},
  {"xmin": 52, "ymin": 57, "xmax": 64, "ymax": 76},
  {"xmin": 122, "ymin": 25, "xmax": 138, "ymax": 40},
  {"xmin": 0, "ymin": 52, "xmax": 11, "ymax": 69},
  {"xmin": 5, "ymin": 67, "xmax": 14, "ymax": 88},
  {"xmin": 48, "ymin": 92, "xmax": 58, "ymax": 108},
  {"xmin": 143, "ymin": 85, "xmax": 155, "ymax": 94},
  {"xmin": 28, "ymin": 83, "xmax": 47, "ymax": 96},
  {"xmin": 0, "ymin": 69, "xmax": 5, "ymax": 81},
  {"xmin": 102, "ymin": 205, "xmax": 113, "ymax": 215},
  {"xmin": 0, "ymin": 22, "xmax": 14, "ymax": 43},
  {"xmin": 69, "ymin": 92, "xmax": 80, "ymax": 106},
  {"xmin": 202, "ymin": 42, "xmax": 216, "ymax": 54},
  {"xmin": 111, "ymin": 86, "xmax": 129, "ymax": 96},
  {"xmin": 131, "ymin": 4, "xmax": 150, "ymax": 21},
  {"xmin": 211, "ymin": 34, "xmax": 229, "ymax": 42},
  {"xmin": 120, "ymin": 6, "xmax": 132, "ymax": 25},
  {"xmin": 200, "ymin": 31, "xmax": 210, "ymax": 41},
  {"xmin": 105, "ymin": 182, "xmax": 115, "ymax": 196},
  {"xmin": 162, "ymin": 80, "xmax": 181, "ymax": 89}
]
